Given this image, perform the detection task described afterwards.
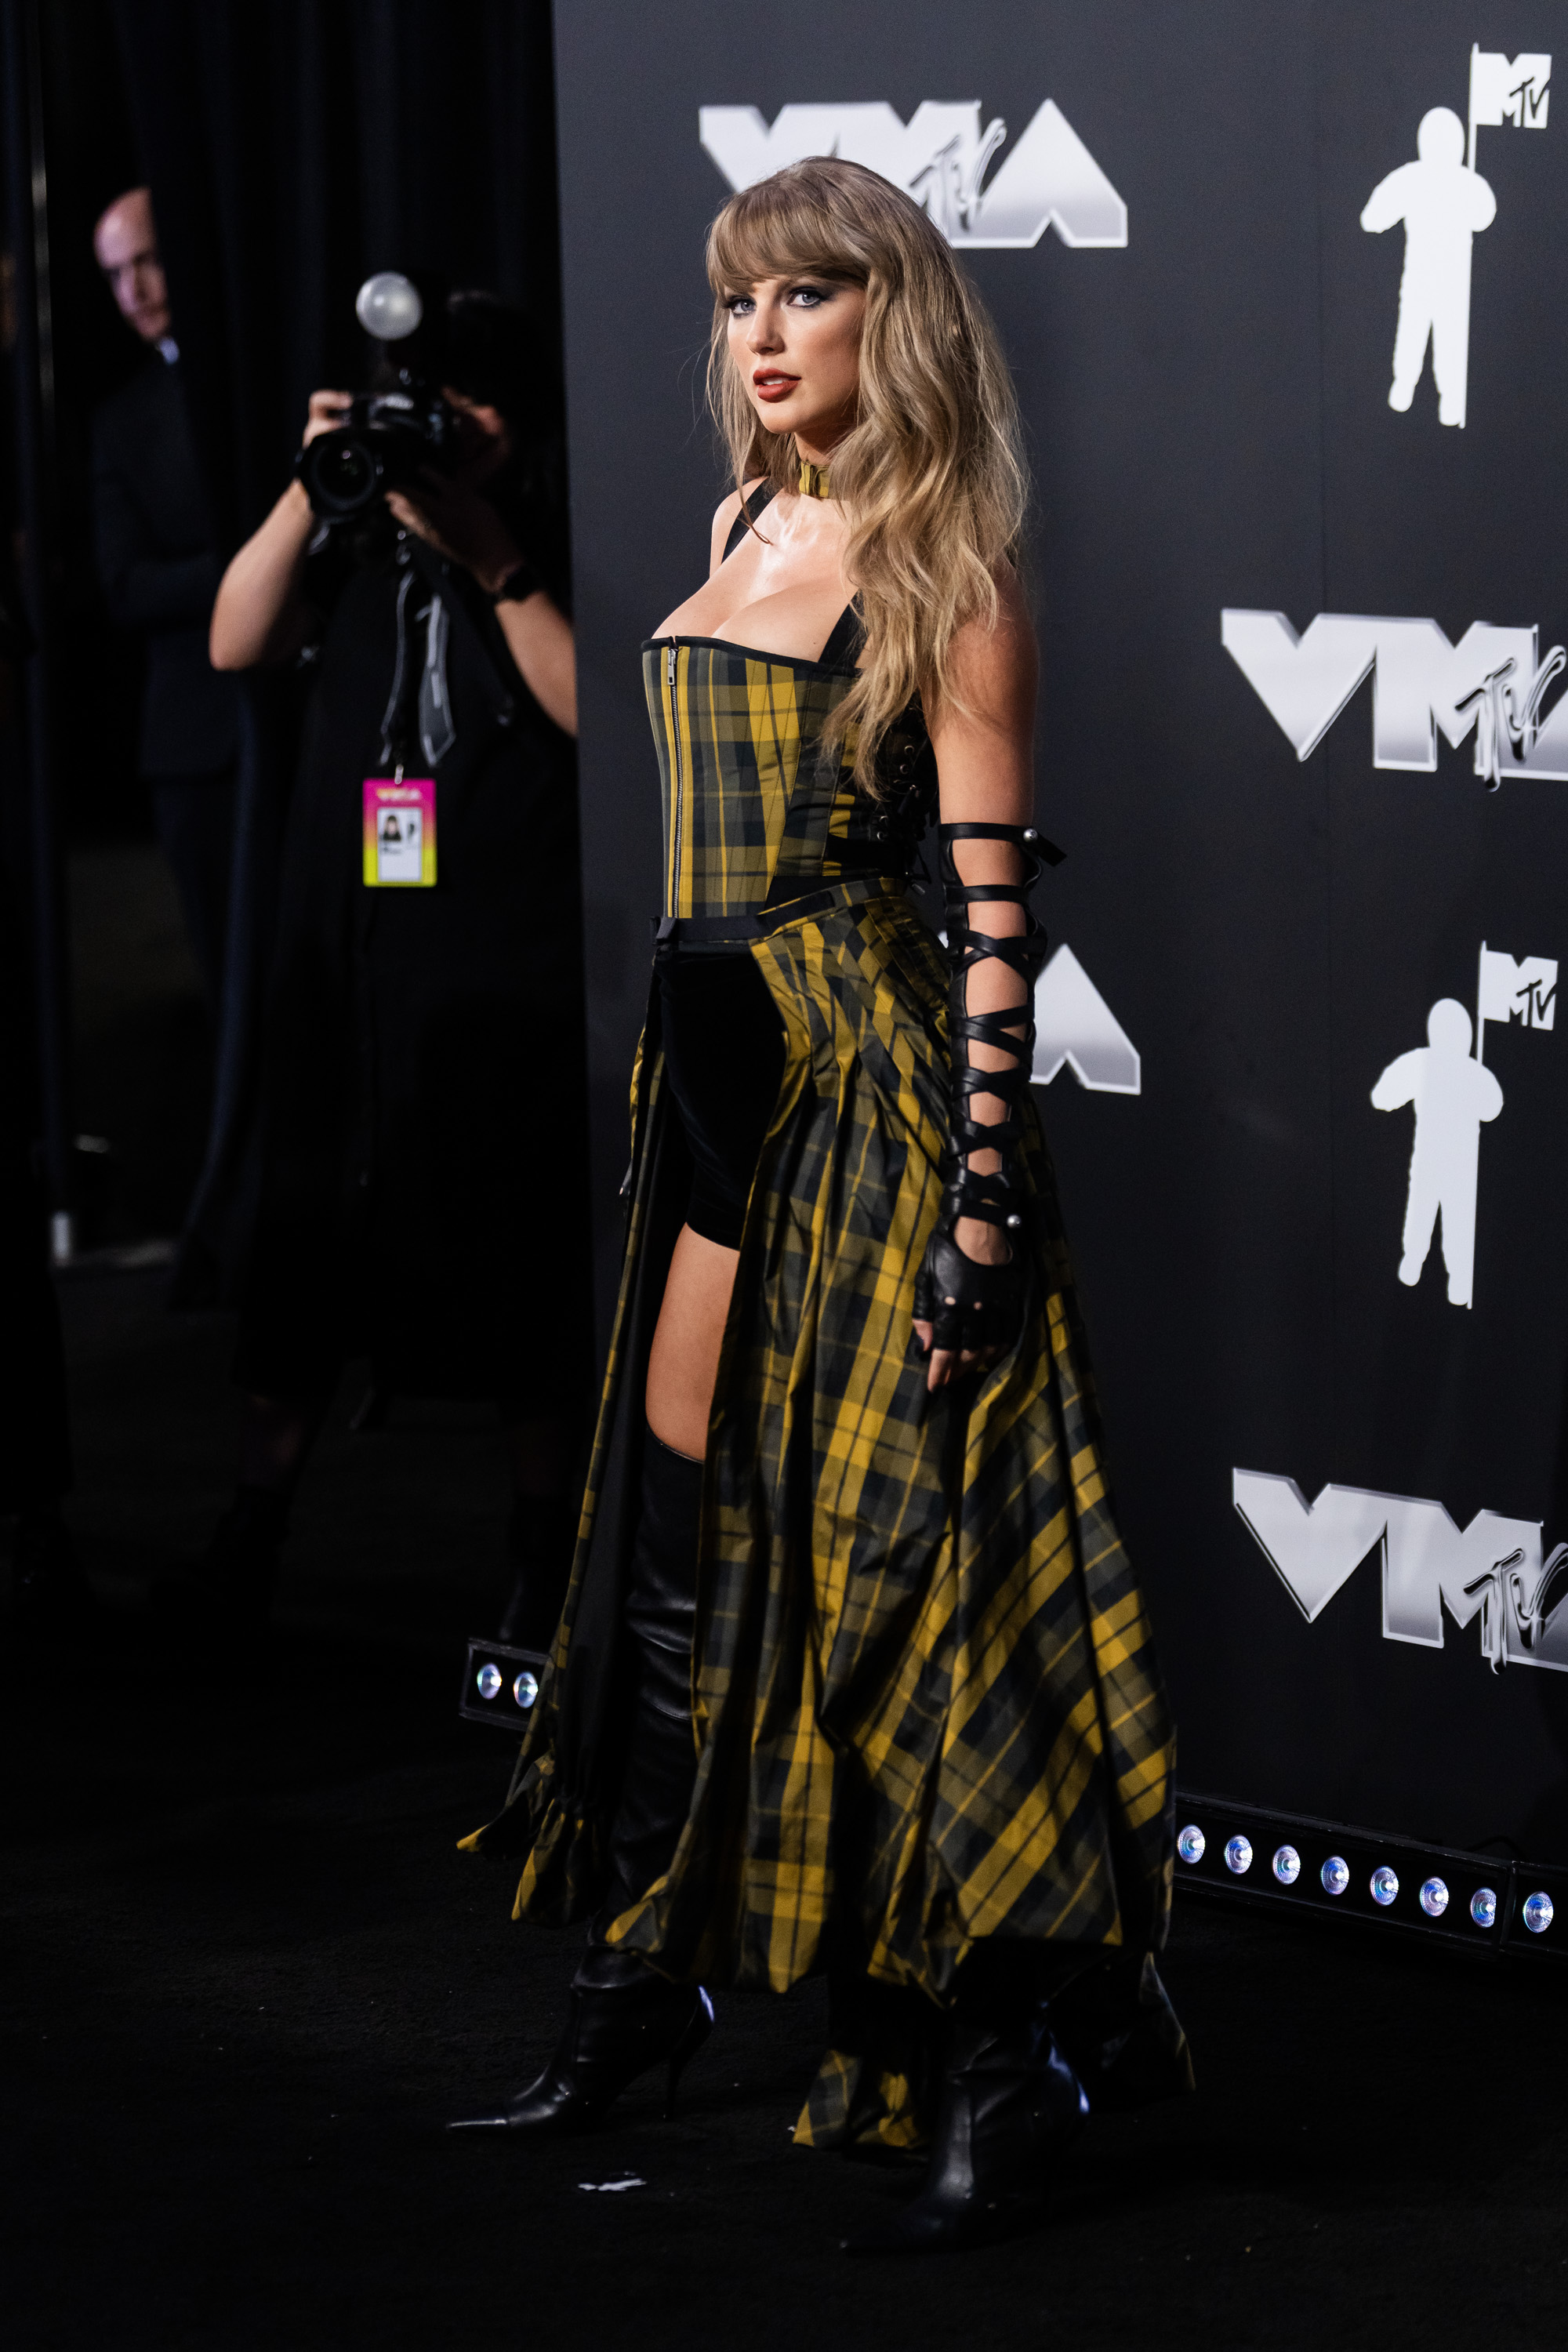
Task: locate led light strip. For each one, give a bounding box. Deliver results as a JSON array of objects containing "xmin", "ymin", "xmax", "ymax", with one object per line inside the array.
[{"xmin": 1172, "ymin": 1791, "xmax": 1564, "ymax": 1960}]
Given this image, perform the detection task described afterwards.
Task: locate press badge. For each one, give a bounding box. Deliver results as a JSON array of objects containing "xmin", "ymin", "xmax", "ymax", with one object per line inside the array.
[{"xmin": 363, "ymin": 775, "xmax": 436, "ymax": 887}]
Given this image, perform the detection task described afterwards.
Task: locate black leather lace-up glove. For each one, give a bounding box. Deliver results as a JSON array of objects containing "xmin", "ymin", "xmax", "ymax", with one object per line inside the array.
[{"xmin": 913, "ymin": 822, "xmax": 1059, "ymax": 1359}]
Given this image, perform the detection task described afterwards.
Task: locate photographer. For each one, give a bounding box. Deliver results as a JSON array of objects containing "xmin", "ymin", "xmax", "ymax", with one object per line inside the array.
[{"xmin": 194, "ymin": 289, "xmax": 590, "ymax": 1639}]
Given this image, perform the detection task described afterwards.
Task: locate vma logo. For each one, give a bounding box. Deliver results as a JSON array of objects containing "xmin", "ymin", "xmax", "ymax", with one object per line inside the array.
[
  {"xmin": 1031, "ymin": 945, "xmax": 1141, "ymax": 1095},
  {"xmin": 1233, "ymin": 1469, "xmax": 1568, "ymax": 1675},
  {"xmin": 1222, "ymin": 610, "xmax": 1568, "ymax": 785},
  {"xmin": 699, "ymin": 101, "xmax": 1127, "ymax": 250}
]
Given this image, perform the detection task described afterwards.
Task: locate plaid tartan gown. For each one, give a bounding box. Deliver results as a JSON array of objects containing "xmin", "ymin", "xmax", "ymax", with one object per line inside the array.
[{"xmin": 463, "ymin": 632, "xmax": 1179, "ymax": 2148}]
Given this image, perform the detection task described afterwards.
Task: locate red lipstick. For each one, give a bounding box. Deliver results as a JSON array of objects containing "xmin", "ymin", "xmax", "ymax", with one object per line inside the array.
[{"xmin": 753, "ymin": 370, "xmax": 799, "ymax": 404}]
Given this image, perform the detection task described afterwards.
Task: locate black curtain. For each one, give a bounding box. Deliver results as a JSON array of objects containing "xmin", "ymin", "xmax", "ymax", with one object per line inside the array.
[
  {"xmin": 111, "ymin": 0, "xmax": 562, "ymax": 546},
  {"xmin": 106, "ymin": 0, "xmax": 564, "ymax": 1298}
]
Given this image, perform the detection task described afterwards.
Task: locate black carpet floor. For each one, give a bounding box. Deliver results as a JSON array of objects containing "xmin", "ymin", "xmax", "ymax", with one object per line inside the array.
[{"xmin": 5, "ymin": 1269, "xmax": 1568, "ymax": 2352}]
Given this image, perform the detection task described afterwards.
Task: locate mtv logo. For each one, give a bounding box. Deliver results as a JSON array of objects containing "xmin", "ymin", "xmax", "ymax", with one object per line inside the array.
[
  {"xmin": 1478, "ymin": 943, "xmax": 1557, "ymax": 1034},
  {"xmin": 1221, "ymin": 610, "xmax": 1568, "ymax": 782},
  {"xmin": 1471, "ymin": 49, "xmax": 1551, "ymax": 134},
  {"xmin": 1233, "ymin": 1469, "xmax": 1568, "ymax": 1672},
  {"xmin": 699, "ymin": 100, "xmax": 1127, "ymax": 250}
]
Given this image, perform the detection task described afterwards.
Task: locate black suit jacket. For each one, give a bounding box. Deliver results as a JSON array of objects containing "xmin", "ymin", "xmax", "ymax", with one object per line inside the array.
[{"xmin": 91, "ymin": 354, "xmax": 239, "ymax": 776}]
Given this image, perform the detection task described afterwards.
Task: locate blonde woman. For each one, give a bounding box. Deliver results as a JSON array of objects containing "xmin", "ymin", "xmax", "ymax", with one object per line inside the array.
[{"xmin": 454, "ymin": 158, "xmax": 1189, "ymax": 2252}]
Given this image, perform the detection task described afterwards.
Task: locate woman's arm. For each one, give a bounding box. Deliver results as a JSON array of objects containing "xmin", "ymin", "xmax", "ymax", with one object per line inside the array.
[
  {"xmin": 209, "ymin": 391, "xmax": 350, "ymax": 670},
  {"xmin": 918, "ymin": 569, "xmax": 1040, "ymax": 1391},
  {"xmin": 384, "ymin": 474, "xmax": 578, "ymax": 738},
  {"xmin": 491, "ymin": 592, "xmax": 576, "ymax": 737}
]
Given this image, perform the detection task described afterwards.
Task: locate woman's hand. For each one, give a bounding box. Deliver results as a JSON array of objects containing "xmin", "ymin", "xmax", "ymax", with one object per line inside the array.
[
  {"xmin": 302, "ymin": 390, "xmax": 353, "ymax": 446},
  {"xmin": 385, "ymin": 470, "xmax": 521, "ymax": 593},
  {"xmin": 913, "ymin": 1216, "xmax": 1011, "ymax": 1392}
]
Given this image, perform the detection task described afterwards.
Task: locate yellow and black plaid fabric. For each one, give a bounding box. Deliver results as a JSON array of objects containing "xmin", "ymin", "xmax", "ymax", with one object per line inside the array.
[
  {"xmin": 465, "ymin": 638, "xmax": 1177, "ymax": 2152},
  {"xmin": 642, "ymin": 637, "xmax": 900, "ymax": 916}
]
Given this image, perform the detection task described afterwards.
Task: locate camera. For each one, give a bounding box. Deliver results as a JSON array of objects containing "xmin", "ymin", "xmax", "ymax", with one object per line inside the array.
[{"xmin": 295, "ymin": 274, "xmax": 459, "ymax": 520}]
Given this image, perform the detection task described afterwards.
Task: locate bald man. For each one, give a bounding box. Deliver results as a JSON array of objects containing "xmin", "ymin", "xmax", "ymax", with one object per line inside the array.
[{"xmin": 91, "ymin": 187, "xmax": 238, "ymax": 1014}]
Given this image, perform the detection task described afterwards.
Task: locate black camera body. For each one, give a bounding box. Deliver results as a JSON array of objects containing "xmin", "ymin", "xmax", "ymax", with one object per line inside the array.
[
  {"xmin": 295, "ymin": 274, "xmax": 464, "ymax": 520},
  {"xmin": 296, "ymin": 378, "xmax": 459, "ymax": 521}
]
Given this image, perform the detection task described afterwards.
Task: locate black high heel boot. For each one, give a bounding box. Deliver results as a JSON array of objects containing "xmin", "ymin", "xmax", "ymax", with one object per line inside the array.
[
  {"xmin": 844, "ymin": 1951, "xmax": 1089, "ymax": 2256},
  {"xmin": 448, "ymin": 1949, "xmax": 713, "ymax": 2135},
  {"xmin": 451, "ymin": 1432, "xmax": 713, "ymax": 2137}
]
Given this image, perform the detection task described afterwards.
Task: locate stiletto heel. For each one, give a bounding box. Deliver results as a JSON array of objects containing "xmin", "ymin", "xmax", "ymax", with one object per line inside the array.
[
  {"xmin": 448, "ymin": 1971, "xmax": 715, "ymax": 2136},
  {"xmin": 662, "ymin": 1987, "xmax": 715, "ymax": 2119}
]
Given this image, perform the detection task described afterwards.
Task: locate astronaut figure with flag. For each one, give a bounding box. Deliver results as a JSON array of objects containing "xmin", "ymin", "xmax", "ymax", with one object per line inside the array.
[
  {"xmin": 1360, "ymin": 108, "xmax": 1494, "ymax": 426},
  {"xmin": 1360, "ymin": 50, "xmax": 1550, "ymax": 429},
  {"xmin": 1370, "ymin": 946, "xmax": 1555, "ymax": 1311},
  {"xmin": 1371, "ymin": 1000, "xmax": 1502, "ymax": 1308}
]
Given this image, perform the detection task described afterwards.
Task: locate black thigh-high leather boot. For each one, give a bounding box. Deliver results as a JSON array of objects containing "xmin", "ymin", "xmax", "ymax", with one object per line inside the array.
[
  {"xmin": 843, "ymin": 1944, "xmax": 1089, "ymax": 2254},
  {"xmin": 590, "ymin": 1430, "xmax": 702, "ymax": 1929},
  {"xmin": 450, "ymin": 1432, "xmax": 713, "ymax": 2137}
]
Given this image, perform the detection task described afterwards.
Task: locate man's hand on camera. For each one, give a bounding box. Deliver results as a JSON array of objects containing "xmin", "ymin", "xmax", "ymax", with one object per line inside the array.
[
  {"xmin": 302, "ymin": 390, "xmax": 353, "ymax": 446},
  {"xmin": 384, "ymin": 471, "xmax": 521, "ymax": 596}
]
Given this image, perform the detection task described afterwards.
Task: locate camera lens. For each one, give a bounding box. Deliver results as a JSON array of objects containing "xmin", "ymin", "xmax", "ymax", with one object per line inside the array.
[{"xmin": 307, "ymin": 434, "xmax": 379, "ymax": 516}]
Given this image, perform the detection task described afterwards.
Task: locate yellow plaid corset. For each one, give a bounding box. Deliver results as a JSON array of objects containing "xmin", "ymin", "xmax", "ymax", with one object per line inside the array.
[{"xmin": 641, "ymin": 636, "xmax": 934, "ymax": 920}]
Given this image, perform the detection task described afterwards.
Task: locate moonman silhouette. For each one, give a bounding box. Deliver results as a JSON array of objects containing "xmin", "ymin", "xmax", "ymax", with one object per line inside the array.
[
  {"xmin": 1360, "ymin": 107, "xmax": 1496, "ymax": 428},
  {"xmin": 1371, "ymin": 998, "xmax": 1503, "ymax": 1308}
]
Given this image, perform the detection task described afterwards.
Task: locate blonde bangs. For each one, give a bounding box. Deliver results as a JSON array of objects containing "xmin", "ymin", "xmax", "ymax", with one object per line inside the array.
[
  {"xmin": 702, "ymin": 156, "xmax": 1027, "ymax": 797},
  {"xmin": 706, "ymin": 182, "xmax": 869, "ymax": 301}
]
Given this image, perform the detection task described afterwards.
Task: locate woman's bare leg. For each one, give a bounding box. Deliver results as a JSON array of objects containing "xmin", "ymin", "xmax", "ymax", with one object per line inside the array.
[{"xmin": 644, "ymin": 1225, "xmax": 740, "ymax": 1460}]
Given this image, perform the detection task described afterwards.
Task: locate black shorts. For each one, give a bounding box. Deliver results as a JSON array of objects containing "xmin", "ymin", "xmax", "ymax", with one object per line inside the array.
[{"xmin": 656, "ymin": 951, "xmax": 786, "ymax": 1249}]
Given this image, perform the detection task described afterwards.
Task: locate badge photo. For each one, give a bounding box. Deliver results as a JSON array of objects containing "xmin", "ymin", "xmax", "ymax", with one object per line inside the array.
[{"xmin": 362, "ymin": 776, "xmax": 436, "ymax": 887}]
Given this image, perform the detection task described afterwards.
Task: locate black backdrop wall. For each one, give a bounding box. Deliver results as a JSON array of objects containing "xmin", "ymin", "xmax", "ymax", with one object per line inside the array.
[{"xmin": 551, "ymin": 0, "xmax": 1568, "ymax": 1860}]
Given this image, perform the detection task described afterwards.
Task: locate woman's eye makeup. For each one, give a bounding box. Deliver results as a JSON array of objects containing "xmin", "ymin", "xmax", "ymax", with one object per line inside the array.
[{"xmin": 724, "ymin": 282, "xmax": 833, "ymax": 316}]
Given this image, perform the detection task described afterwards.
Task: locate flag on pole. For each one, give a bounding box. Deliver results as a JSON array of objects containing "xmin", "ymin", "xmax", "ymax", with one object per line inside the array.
[
  {"xmin": 1476, "ymin": 942, "xmax": 1558, "ymax": 1062},
  {"xmin": 1469, "ymin": 49, "xmax": 1552, "ymax": 165}
]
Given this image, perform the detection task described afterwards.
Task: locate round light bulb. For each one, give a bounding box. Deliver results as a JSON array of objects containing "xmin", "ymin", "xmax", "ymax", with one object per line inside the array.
[
  {"xmin": 513, "ymin": 1670, "xmax": 539, "ymax": 1708},
  {"xmin": 1272, "ymin": 1845, "xmax": 1301, "ymax": 1885},
  {"xmin": 1321, "ymin": 1855, "xmax": 1349, "ymax": 1896},
  {"xmin": 1176, "ymin": 1824, "xmax": 1206, "ymax": 1865},
  {"xmin": 1470, "ymin": 1886, "xmax": 1497, "ymax": 1929},
  {"xmin": 475, "ymin": 1662, "xmax": 503, "ymax": 1700},
  {"xmin": 356, "ymin": 271, "xmax": 423, "ymax": 341},
  {"xmin": 1370, "ymin": 1866, "xmax": 1399, "ymax": 1907},
  {"xmin": 1420, "ymin": 1877, "xmax": 1449, "ymax": 1918},
  {"xmin": 1523, "ymin": 1890, "xmax": 1555, "ymax": 1935},
  {"xmin": 1224, "ymin": 1835, "xmax": 1253, "ymax": 1875}
]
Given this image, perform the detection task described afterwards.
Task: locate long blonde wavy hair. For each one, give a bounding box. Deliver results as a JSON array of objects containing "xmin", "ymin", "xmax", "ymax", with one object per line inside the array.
[{"xmin": 706, "ymin": 155, "xmax": 1028, "ymax": 794}]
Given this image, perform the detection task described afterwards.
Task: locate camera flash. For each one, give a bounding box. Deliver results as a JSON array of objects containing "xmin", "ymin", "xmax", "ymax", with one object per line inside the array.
[{"xmin": 356, "ymin": 272, "xmax": 423, "ymax": 343}]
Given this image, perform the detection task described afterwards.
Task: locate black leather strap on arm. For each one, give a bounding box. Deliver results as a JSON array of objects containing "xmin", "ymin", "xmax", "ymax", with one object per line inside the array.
[{"xmin": 913, "ymin": 822, "xmax": 1062, "ymax": 1356}]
